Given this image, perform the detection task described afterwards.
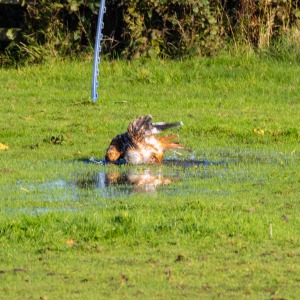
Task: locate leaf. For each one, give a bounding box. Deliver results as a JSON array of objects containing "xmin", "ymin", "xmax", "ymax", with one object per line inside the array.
[
  {"xmin": 51, "ymin": 3, "xmax": 64, "ymax": 9},
  {"xmin": 208, "ymin": 17, "xmax": 217, "ymax": 25},
  {"xmin": 73, "ymin": 30, "xmax": 81, "ymax": 41},
  {"xmin": 193, "ymin": 7, "xmax": 199, "ymax": 14},
  {"xmin": 70, "ymin": 0, "xmax": 79, "ymax": 12},
  {"xmin": 0, "ymin": 143, "xmax": 9, "ymax": 150},
  {"xmin": 66, "ymin": 239, "xmax": 75, "ymax": 246},
  {"xmin": 253, "ymin": 128, "xmax": 264, "ymax": 135},
  {"xmin": 294, "ymin": 9, "xmax": 300, "ymax": 19},
  {"xmin": 6, "ymin": 29, "xmax": 17, "ymax": 41}
]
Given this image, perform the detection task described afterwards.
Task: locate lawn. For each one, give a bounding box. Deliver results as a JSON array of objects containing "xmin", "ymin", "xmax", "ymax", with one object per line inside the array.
[{"xmin": 0, "ymin": 53, "xmax": 299, "ymax": 299}]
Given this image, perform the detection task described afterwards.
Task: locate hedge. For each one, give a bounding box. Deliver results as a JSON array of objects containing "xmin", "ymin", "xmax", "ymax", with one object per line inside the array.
[{"xmin": 0, "ymin": 0, "xmax": 299, "ymax": 65}]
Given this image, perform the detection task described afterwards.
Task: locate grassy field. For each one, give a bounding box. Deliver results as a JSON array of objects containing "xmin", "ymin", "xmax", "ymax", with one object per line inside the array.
[{"xmin": 0, "ymin": 53, "xmax": 299, "ymax": 299}]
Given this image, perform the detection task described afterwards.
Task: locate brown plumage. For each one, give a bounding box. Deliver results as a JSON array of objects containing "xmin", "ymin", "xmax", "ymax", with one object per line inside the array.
[{"xmin": 105, "ymin": 115, "xmax": 185, "ymax": 164}]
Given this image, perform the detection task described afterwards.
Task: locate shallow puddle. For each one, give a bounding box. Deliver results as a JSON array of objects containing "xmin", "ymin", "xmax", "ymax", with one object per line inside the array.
[
  {"xmin": 9, "ymin": 157, "xmax": 228, "ymax": 207},
  {"xmin": 3, "ymin": 149, "xmax": 295, "ymax": 214}
]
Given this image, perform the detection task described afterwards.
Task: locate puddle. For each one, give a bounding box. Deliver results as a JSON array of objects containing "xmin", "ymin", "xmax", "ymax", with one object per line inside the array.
[
  {"xmin": 8, "ymin": 149, "xmax": 296, "ymax": 214},
  {"xmin": 7, "ymin": 158, "xmax": 228, "ymax": 207}
]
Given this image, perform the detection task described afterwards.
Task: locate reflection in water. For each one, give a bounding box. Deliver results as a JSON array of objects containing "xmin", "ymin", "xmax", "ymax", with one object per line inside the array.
[
  {"xmin": 74, "ymin": 158, "xmax": 227, "ymax": 195},
  {"xmin": 75, "ymin": 168, "xmax": 174, "ymax": 193}
]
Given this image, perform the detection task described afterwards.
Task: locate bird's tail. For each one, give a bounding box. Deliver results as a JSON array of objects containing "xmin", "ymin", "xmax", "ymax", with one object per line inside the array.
[
  {"xmin": 158, "ymin": 135, "xmax": 186, "ymax": 150},
  {"xmin": 152, "ymin": 121, "xmax": 183, "ymax": 134}
]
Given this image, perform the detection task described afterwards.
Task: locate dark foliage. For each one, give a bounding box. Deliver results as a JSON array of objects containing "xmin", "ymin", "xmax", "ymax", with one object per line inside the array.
[{"xmin": 0, "ymin": 0, "xmax": 299, "ymax": 65}]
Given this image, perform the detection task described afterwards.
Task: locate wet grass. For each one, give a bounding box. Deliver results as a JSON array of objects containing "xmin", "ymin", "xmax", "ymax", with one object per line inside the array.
[{"xmin": 0, "ymin": 54, "xmax": 300, "ymax": 299}]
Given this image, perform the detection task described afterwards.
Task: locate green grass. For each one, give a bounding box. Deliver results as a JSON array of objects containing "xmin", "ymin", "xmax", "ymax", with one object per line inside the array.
[{"xmin": 0, "ymin": 53, "xmax": 299, "ymax": 299}]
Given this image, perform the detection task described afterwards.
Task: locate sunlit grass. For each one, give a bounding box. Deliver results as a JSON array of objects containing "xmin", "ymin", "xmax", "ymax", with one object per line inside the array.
[{"xmin": 0, "ymin": 53, "xmax": 299, "ymax": 299}]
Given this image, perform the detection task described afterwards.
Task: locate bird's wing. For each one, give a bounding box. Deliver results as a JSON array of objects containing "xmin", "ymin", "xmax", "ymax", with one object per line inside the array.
[
  {"xmin": 152, "ymin": 121, "xmax": 183, "ymax": 134},
  {"xmin": 128, "ymin": 115, "xmax": 183, "ymax": 140},
  {"xmin": 127, "ymin": 115, "xmax": 154, "ymax": 143}
]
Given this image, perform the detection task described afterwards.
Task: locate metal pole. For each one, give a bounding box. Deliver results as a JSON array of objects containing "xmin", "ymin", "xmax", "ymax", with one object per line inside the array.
[{"xmin": 91, "ymin": 0, "xmax": 106, "ymax": 102}]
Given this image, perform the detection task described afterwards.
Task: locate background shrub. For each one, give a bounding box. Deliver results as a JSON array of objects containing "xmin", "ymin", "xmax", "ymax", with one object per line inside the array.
[{"xmin": 0, "ymin": 0, "xmax": 299, "ymax": 65}]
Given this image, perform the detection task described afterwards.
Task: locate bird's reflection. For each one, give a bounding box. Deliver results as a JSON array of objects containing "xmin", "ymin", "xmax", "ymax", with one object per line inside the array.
[{"xmin": 75, "ymin": 167, "xmax": 174, "ymax": 193}]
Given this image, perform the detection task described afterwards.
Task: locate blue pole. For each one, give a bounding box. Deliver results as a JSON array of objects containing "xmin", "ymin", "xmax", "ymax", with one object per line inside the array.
[{"xmin": 91, "ymin": 0, "xmax": 106, "ymax": 102}]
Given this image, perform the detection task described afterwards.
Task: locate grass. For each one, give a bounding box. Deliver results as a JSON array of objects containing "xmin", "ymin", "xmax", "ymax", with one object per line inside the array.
[{"xmin": 0, "ymin": 52, "xmax": 300, "ymax": 299}]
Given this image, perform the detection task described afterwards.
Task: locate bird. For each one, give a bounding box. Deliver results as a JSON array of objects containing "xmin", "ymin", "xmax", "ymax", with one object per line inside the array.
[{"xmin": 105, "ymin": 115, "xmax": 186, "ymax": 164}]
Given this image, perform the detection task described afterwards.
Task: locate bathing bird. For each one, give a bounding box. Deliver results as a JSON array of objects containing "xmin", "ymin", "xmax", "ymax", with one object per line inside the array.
[{"xmin": 105, "ymin": 115, "xmax": 185, "ymax": 164}]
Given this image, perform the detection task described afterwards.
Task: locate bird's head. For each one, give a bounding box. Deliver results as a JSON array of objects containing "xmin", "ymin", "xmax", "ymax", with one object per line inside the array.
[
  {"xmin": 105, "ymin": 144, "xmax": 121, "ymax": 162},
  {"xmin": 105, "ymin": 134, "xmax": 125, "ymax": 162}
]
